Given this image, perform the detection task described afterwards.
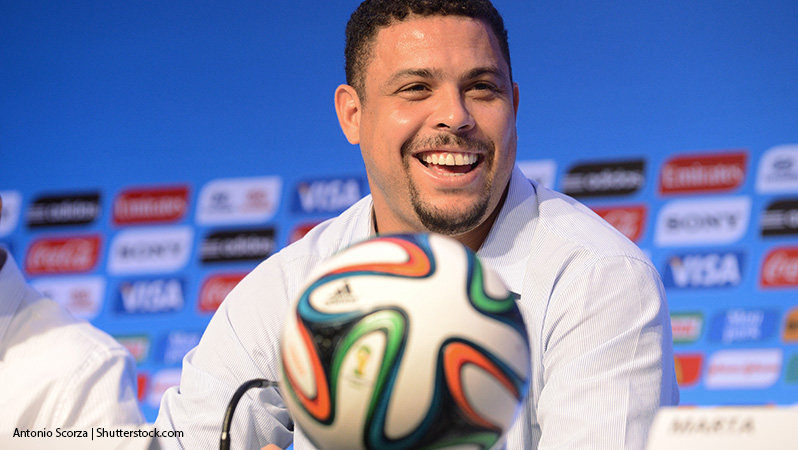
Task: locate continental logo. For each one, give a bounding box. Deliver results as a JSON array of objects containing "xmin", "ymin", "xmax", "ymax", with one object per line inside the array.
[
  {"xmin": 198, "ymin": 273, "xmax": 247, "ymax": 313},
  {"xmin": 674, "ymin": 353, "xmax": 703, "ymax": 387},
  {"xmin": 292, "ymin": 177, "xmax": 367, "ymax": 215},
  {"xmin": 760, "ymin": 199, "xmax": 798, "ymax": 236},
  {"xmin": 760, "ymin": 246, "xmax": 798, "ymax": 288},
  {"xmin": 200, "ymin": 228, "xmax": 275, "ymax": 263},
  {"xmin": 113, "ymin": 185, "xmax": 189, "ymax": 225},
  {"xmin": 659, "ymin": 151, "xmax": 746, "ymax": 195},
  {"xmin": 705, "ymin": 349, "xmax": 782, "ymax": 389},
  {"xmin": 27, "ymin": 192, "xmax": 101, "ymax": 227},
  {"xmin": 590, "ymin": 205, "xmax": 646, "ymax": 242},
  {"xmin": 671, "ymin": 313, "xmax": 703, "ymax": 344},
  {"xmin": 25, "ymin": 235, "xmax": 101, "ymax": 275},
  {"xmin": 783, "ymin": 308, "xmax": 798, "ymax": 342},
  {"xmin": 561, "ymin": 159, "xmax": 645, "ymax": 198},
  {"xmin": 146, "ymin": 369, "xmax": 181, "ymax": 408}
]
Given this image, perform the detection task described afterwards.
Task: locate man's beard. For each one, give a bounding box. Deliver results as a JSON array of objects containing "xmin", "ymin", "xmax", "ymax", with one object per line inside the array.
[{"xmin": 401, "ymin": 133, "xmax": 494, "ymax": 236}]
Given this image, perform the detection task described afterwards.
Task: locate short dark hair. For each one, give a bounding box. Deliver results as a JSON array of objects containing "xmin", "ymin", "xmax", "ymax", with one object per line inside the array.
[{"xmin": 344, "ymin": 0, "xmax": 512, "ymax": 98}]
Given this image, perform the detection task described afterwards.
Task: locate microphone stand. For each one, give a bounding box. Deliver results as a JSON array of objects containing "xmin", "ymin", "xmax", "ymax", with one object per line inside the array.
[{"xmin": 219, "ymin": 378, "xmax": 280, "ymax": 450}]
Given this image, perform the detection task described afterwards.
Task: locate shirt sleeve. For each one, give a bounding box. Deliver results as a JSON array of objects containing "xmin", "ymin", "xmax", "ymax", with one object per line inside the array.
[
  {"xmin": 155, "ymin": 256, "xmax": 296, "ymax": 450},
  {"xmin": 57, "ymin": 343, "xmax": 145, "ymax": 428},
  {"xmin": 536, "ymin": 255, "xmax": 679, "ymax": 449}
]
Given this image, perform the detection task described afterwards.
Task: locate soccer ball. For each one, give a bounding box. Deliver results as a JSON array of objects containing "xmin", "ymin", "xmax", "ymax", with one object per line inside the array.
[{"xmin": 279, "ymin": 233, "xmax": 530, "ymax": 450}]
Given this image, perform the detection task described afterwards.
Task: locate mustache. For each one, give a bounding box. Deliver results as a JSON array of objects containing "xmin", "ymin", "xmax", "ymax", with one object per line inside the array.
[{"xmin": 402, "ymin": 133, "xmax": 492, "ymax": 157}]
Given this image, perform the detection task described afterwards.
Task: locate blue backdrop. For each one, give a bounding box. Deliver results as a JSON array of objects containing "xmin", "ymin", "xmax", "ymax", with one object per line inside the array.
[{"xmin": 2, "ymin": 0, "xmax": 797, "ymax": 422}]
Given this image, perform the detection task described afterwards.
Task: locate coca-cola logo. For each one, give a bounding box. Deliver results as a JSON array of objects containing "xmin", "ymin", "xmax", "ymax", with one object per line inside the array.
[
  {"xmin": 198, "ymin": 273, "xmax": 247, "ymax": 313},
  {"xmin": 659, "ymin": 151, "xmax": 747, "ymax": 195},
  {"xmin": 25, "ymin": 235, "xmax": 101, "ymax": 275},
  {"xmin": 760, "ymin": 247, "xmax": 798, "ymax": 287},
  {"xmin": 591, "ymin": 205, "xmax": 646, "ymax": 242},
  {"xmin": 113, "ymin": 186, "xmax": 189, "ymax": 225}
]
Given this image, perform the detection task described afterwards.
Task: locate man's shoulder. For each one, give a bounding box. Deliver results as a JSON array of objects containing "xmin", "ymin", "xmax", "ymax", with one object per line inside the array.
[{"xmin": 533, "ymin": 184, "xmax": 647, "ymax": 260}]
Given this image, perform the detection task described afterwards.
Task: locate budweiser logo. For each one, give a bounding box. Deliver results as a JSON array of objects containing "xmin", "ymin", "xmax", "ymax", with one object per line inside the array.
[
  {"xmin": 591, "ymin": 205, "xmax": 646, "ymax": 242},
  {"xmin": 113, "ymin": 186, "xmax": 189, "ymax": 225},
  {"xmin": 199, "ymin": 273, "xmax": 247, "ymax": 312},
  {"xmin": 26, "ymin": 235, "xmax": 101, "ymax": 274},
  {"xmin": 660, "ymin": 151, "xmax": 746, "ymax": 194},
  {"xmin": 761, "ymin": 247, "xmax": 798, "ymax": 287}
]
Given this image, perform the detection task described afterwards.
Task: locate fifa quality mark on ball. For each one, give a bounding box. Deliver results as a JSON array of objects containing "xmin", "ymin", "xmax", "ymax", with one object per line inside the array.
[{"xmin": 279, "ymin": 233, "xmax": 531, "ymax": 450}]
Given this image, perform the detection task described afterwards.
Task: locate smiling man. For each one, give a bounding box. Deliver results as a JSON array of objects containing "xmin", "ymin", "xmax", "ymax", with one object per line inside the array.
[{"xmin": 155, "ymin": 1, "xmax": 679, "ymax": 449}]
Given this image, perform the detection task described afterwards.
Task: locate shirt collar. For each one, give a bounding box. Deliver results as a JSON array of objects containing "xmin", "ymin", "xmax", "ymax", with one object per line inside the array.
[
  {"xmin": 0, "ymin": 249, "xmax": 32, "ymax": 344},
  {"xmin": 476, "ymin": 165, "xmax": 539, "ymax": 295}
]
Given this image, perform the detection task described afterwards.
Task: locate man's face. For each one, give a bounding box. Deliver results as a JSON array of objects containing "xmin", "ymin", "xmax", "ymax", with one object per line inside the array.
[{"xmin": 341, "ymin": 15, "xmax": 519, "ymax": 240}]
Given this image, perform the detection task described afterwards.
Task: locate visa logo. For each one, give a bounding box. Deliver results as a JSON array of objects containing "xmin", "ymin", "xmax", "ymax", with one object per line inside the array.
[
  {"xmin": 117, "ymin": 279, "xmax": 185, "ymax": 314},
  {"xmin": 662, "ymin": 251, "xmax": 744, "ymax": 289},
  {"xmin": 293, "ymin": 178, "xmax": 366, "ymax": 214}
]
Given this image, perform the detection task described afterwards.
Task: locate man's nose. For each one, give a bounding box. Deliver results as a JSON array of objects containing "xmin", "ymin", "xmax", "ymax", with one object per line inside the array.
[{"xmin": 431, "ymin": 89, "xmax": 475, "ymax": 132}]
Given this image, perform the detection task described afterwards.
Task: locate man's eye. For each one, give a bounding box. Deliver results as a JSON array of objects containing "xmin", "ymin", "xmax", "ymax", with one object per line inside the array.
[
  {"xmin": 402, "ymin": 84, "xmax": 428, "ymax": 92},
  {"xmin": 471, "ymin": 82, "xmax": 497, "ymax": 91}
]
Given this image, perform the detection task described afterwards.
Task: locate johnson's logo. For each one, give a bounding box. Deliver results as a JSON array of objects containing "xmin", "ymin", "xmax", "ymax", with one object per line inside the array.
[
  {"xmin": 198, "ymin": 273, "xmax": 247, "ymax": 313},
  {"xmin": 292, "ymin": 177, "xmax": 367, "ymax": 215},
  {"xmin": 25, "ymin": 235, "xmax": 101, "ymax": 275},
  {"xmin": 27, "ymin": 192, "xmax": 101, "ymax": 227},
  {"xmin": 196, "ymin": 177, "xmax": 282, "ymax": 225},
  {"xmin": 756, "ymin": 144, "xmax": 798, "ymax": 193},
  {"xmin": 116, "ymin": 278, "xmax": 185, "ymax": 314},
  {"xmin": 760, "ymin": 247, "xmax": 798, "ymax": 287},
  {"xmin": 760, "ymin": 199, "xmax": 798, "ymax": 236},
  {"xmin": 107, "ymin": 226, "xmax": 193, "ymax": 275},
  {"xmin": 662, "ymin": 251, "xmax": 744, "ymax": 289},
  {"xmin": 591, "ymin": 205, "xmax": 646, "ymax": 242},
  {"xmin": 30, "ymin": 276, "xmax": 105, "ymax": 320},
  {"xmin": 654, "ymin": 196, "xmax": 750, "ymax": 246},
  {"xmin": 659, "ymin": 151, "xmax": 746, "ymax": 195},
  {"xmin": 113, "ymin": 185, "xmax": 189, "ymax": 225},
  {"xmin": 705, "ymin": 349, "xmax": 782, "ymax": 389},
  {"xmin": 708, "ymin": 309, "xmax": 778, "ymax": 344},
  {"xmin": 671, "ymin": 313, "xmax": 703, "ymax": 344},
  {"xmin": 674, "ymin": 353, "xmax": 703, "ymax": 387}
]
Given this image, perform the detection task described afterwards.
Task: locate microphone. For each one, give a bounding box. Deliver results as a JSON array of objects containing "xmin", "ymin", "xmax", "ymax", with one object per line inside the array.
[{"xmin": 219, "ymin": 378, "xmax": 280, "ymax": 450}]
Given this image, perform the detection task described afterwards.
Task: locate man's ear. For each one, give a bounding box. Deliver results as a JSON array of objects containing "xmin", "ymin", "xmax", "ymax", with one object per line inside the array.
[
  {"xmin": 512, "ymin": 82, "xmax": 520, "ymax": 118},
  {"xmin": 335, "ymin": 84, "xmax": 362, "ymax": 145}
]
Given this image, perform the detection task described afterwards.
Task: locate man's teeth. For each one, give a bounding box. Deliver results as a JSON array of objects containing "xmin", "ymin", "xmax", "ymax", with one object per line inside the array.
[{"xmin": 422, "ymin": 153, "xmax": 478, "ymax": 166}]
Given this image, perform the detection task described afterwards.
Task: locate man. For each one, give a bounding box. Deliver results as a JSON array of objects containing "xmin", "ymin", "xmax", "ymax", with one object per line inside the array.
[
  {"xmin": 0, "ymin": 196, "xmax": 144, "ymax": 432},
  {"xmin": 156, "ymin": 0, "xmax": 679, "ymax": 448}
]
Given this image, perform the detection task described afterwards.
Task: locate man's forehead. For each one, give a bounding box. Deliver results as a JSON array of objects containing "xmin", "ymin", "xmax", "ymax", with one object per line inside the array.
[{"xmin": 368, "ymin": 15, "xmax": 507, "ymax": 75}]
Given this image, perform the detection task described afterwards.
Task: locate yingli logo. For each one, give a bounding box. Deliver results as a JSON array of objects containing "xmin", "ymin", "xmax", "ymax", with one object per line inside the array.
[
  {"xmin": 659, "ymin": 151, "xmax": 747, "ymax": 195},
  {"xmin": 760, "ymin": 247, "xmax": 798, "ymax": 288},
  {"xmin": 25, "ymin": 235, "xmax": 101, "ymax": 275},
  {"xmin": 591, "ymin": 205, "xmax": 646, "ymax": 242},
  {"xmin": 113, "ymin": 185, "xmax": 189, "ymax": 225}
]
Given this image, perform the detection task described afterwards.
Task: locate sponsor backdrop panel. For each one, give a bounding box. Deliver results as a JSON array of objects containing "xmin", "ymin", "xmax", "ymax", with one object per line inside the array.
[{"xmin": 2, "ymin": 1, "xmax": 798, "ymax": 421}]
